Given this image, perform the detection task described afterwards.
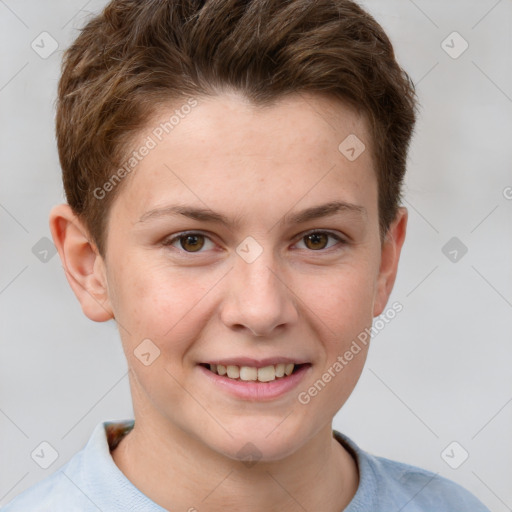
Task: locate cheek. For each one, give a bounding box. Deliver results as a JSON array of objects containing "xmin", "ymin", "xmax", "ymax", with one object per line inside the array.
[
  {"xmin": 111, "ymin": 260, "xmax": 224, "ymax": 362},
  {"xmin": 110, "ymin": 261, "xmax": 183, "ymax": 336},
  {"xmin": 295, "ymin": 270, "xmax": 374, "ymax": 418},
  {"xmin": 296, "ymin": 263, "xmax": 377, "ymax": 338},
  {"xmin": 293, "ymin": 263, "xmax": 375, "ymax": 410}
]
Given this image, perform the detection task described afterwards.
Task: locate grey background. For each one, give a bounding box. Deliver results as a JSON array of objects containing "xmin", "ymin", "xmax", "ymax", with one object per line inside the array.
[{"xmin": 1, "ymin": 0, "xmax": 511, "ymax": 509}]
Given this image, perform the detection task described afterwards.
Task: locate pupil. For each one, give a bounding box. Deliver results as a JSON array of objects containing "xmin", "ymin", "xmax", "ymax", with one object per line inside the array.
[
  {"xmin": 307, "ymin": 233, "xmax": 327, "ymax": 250},
  {"xmin": 179, "ymin": 234, "xmax": 327, "ymax": 252},
  {"xmin": 182, "ymin": 234, "xmax": 204, "ymax": 252}
]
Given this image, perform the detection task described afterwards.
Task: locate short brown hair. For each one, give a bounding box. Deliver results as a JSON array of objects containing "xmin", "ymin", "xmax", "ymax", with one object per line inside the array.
[{"xmin": 56, "ymin": 0, "xmax": 418, "ymax": 256}]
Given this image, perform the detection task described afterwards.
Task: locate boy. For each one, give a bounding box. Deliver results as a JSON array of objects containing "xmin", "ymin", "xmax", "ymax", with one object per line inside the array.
[{"xmin": 3, "ymin": 0, "xmax": 490, "ymax": 510}]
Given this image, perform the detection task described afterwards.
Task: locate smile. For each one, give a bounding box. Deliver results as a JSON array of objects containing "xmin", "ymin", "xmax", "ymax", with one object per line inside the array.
[
  {"xmin": 203, "ymin": 363, "xmax": 307, "ymax": 383},
  {"xmin": 198, "ymin": 361, "xmax": 312, "ymax": 401}
]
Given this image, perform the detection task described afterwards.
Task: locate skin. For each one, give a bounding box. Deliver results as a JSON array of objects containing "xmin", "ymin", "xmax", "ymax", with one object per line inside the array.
[{"xmin": 50, "ymin": 91, "xmax": 407, "ymax": 512}]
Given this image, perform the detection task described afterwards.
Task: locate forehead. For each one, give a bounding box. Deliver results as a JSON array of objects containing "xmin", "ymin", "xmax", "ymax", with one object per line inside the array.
[{"xmin": 113, "ymin": 92, "xmax": 376, "ymax": 228}]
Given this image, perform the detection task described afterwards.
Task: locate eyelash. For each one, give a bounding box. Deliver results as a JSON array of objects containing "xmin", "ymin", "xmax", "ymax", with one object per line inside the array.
[{"xmin": 161, "ymin": 230, "xmax": 347, "ymax": 255}]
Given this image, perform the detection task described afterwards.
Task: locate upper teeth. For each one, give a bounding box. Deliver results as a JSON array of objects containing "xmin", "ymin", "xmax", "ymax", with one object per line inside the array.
[{"xmin": 209, "ymin": 363, "xmax": 295, "ymax": 382}]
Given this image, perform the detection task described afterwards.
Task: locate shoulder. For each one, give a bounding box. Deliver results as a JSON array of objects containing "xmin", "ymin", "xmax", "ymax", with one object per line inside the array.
[
  {"xmin": 1, "ymin": 451, "xmax": 97, "ymax": 512},
  {"xmin": 368, "ymin": 453, "xmax": 489, "ymax": 511},
  {"xmin": 1, "ymin": 419, "xmax": 139, "ymax": 512},
  {"xmin": 334, "ymin": 431, "xmax": 490, "ymax": 512}
]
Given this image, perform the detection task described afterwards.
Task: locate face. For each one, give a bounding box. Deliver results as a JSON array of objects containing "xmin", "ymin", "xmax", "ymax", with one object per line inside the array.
[{"xmin": 62, "ymin": 92, "xmax": 405, "ymax": 462}]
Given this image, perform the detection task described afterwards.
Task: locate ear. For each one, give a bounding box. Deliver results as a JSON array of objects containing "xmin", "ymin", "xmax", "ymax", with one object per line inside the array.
[
  {"xmin": 373, "ymin": 207, "xmax": 408, "ymax": 317},
  {"xmin": 49, "ymin": 204, "xmax": 113, "ymax": 322}
]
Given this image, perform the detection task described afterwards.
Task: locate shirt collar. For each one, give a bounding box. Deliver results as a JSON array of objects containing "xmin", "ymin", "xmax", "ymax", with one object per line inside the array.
[{"xmin": 76, "ymin": 420, "xmax": 374, "ymax": 511}]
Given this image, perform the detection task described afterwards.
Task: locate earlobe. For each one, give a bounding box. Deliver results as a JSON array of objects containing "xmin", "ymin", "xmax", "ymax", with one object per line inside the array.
[
  {"xmin": 49, "ymin": 204, "xmax": 114, "ymax": 322},
  {"xmin": 373, "ymin": 207, "xmax": 408, "ymax": 317}
]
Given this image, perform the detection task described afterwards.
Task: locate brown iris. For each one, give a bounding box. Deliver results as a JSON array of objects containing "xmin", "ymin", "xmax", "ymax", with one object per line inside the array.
[
  {"xmin": 179, "ymin": 234, "xmax": 205, "ymax": 252},
  {"xmin": 303, "ymin": 232, "xmax": 329, "ymax": 250},
  {"xmin": 176, "ymin": 232, "xmax": 331, "ymax": 253}
]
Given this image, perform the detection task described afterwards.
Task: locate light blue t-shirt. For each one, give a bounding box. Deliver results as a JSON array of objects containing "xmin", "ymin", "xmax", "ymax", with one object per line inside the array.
[{"xmin": 1, "ymin": 419, "xmax": 490, "ymax": 511}]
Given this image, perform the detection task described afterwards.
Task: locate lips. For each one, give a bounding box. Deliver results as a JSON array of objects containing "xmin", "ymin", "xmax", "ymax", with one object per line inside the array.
[{"xmin": 197, "ymin": 361, "xmax": 312, "ymax": 401}]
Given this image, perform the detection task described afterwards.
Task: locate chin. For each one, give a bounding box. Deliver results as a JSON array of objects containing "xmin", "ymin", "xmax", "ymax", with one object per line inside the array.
[{"xmin": 209, "ymin": 421, "xmax": 311, "ymax": 464}]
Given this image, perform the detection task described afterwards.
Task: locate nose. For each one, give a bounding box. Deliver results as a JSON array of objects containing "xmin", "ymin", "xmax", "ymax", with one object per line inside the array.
[{"xmin": 219, "ymin": 249, "xmax": 298, "ymax": 337}]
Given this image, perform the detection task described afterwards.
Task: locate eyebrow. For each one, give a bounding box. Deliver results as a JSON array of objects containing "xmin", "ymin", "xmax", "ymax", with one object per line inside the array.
[{"xmin": 138, "ymin": 200, "xmax": 366, "ymax": 228}]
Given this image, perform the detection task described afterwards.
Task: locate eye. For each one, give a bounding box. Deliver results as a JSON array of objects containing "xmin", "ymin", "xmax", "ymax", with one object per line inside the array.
[
  {"xmin": 162, "ymin": 231, "xmax": 215, "ymax": 253},
  {"xmin": 162, "ymin": 230, "xmax": 346, "ymax": 255},
  {"xmin": 294, "ymin": 230, "xmax": 346, "ymax": 251}
]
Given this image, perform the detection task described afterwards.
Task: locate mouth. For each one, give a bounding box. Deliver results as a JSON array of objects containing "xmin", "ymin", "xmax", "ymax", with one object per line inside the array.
[
  {"xmin": 199, "ymin": 362, "xmax": 311, "ymax": 383},
  {"xmin": 197, "ymin": 360, "xmax": 312, "ymax": 401}
]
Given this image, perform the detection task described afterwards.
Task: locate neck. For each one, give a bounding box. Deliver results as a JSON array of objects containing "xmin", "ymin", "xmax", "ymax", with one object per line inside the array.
[{"xmin": 111, "ymin": 416, "xmax": 359, "ymax": 512}]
